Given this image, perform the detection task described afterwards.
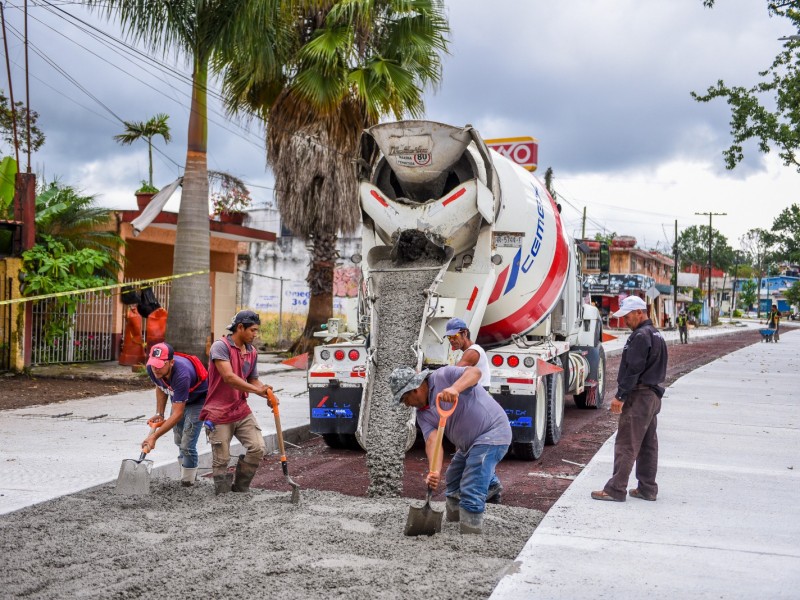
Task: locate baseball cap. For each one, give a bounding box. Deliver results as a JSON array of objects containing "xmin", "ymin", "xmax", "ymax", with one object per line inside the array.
[
  {"xmin": 389, "ymin": 366, "xmax": 431, "ymax": 403},
  {"xmin": 612, "ymin": 296, "xmax": 647, "ymax": 318},
  {"xmin": 147, "ymin": 342, "xmax": 174, "ymax": 369},
  {"xmin": 445, "ymin": 317, "xmax": 468, "ymax": 337},
  {"xmin": 227, "ymin": 309, "xmax": 261, "ymax": 332}
]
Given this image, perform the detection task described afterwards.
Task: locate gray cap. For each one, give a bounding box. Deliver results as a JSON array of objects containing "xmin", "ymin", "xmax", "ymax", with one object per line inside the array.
[{"xmin": 389, "ymin": 366, "xmax": 431, "ymax": 403}]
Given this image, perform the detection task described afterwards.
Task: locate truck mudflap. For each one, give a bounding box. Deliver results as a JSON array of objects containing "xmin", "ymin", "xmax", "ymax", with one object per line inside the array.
[
  {"xmin": 491, "ymin": 379, "xmax": 547, "ymax": 461},
  {"xmin": 309, "ymin": 383, "xmax": 362, "ymax": 435}
]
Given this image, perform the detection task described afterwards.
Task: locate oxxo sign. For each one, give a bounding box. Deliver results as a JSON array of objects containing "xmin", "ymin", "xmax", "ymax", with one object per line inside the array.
[{"xmin": 485, "ymin": 137, "xmax": 538, "ymax": 172}]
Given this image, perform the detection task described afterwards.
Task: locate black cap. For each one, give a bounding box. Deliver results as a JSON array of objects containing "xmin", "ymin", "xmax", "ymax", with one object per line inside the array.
[{"xmin": 227, "ymin": 310, "xmax": 261, "ymax": 332}]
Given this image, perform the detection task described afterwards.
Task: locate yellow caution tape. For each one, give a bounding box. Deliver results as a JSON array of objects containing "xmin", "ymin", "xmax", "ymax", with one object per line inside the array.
[{"xmin": 0, "ymin": 270, "xmax": 209, "ymax": 306}]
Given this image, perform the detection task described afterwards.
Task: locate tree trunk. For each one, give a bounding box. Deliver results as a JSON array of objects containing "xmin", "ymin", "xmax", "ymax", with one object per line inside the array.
[
  {"xmin": 289, "ymin": 232, "xmax": 337, "ymax": 355},
  {"xmin": 166, "ymin": 58, "xmax": 211, "ymax": 360}
]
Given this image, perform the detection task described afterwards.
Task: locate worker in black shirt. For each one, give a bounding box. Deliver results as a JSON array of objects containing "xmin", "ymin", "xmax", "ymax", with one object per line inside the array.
[{"xmin": 592, "ymin": 296, "xmax": 667, "ymax": 502}]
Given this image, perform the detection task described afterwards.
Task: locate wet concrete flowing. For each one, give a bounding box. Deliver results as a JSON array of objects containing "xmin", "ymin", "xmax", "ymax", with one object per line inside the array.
[
  {"xmin": 365, "ymin": 256, "xmax": 446, "ymax": 497},
  {"xmin": 0, "ymin": 480, "xmax": 543, "ymax": 599}
]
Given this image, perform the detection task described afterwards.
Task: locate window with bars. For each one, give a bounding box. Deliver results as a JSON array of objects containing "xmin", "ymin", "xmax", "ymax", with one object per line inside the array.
[{"xmin": 586, "ymin": 252, "xmax": 599, "ymax": 270}]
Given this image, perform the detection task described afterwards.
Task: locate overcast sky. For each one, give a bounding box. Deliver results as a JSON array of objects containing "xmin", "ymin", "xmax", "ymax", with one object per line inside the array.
[{"xmin": 2, "ymin": 0, "xmax": 798, "ymax": 252}]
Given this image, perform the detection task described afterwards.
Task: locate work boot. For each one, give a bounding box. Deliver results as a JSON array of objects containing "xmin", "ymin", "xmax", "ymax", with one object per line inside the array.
[
  {"xmin": 214, "ymin": 472, "xmax": 233, "ymax": 495},
  {"xmin": 459, "ymin": 508, "xmax": 484, "ymax": 535},
  {"xmin": 486, "ymin": 482, "xmax": 503, "ymax": 505},
  {"xmin": 445, "ymin": 497, "xmax": 460, "ymax": 523},
  {"xmin": 232, "ymin": 455, "xmax": 259, "ymax": 493},
  {"xmin": 180, "ymin": 467, "xmax": 198, "ymax": 488}
]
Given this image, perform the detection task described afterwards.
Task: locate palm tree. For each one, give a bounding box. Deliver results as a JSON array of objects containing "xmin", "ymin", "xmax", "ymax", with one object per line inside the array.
[
  {"xmin": 86, "ymin": 0, "xmax": 287, "ymax": 359},
  {"xmin": 34, "ymin": 181, "xmax": 123, "ymax": 278},
  {"xmin": 113, "ymin": 113, "xmax": 171, "ymax": 188},
  {"xmin": 222, "ymin": 0, "xmax": 449, "ymax": 353}
]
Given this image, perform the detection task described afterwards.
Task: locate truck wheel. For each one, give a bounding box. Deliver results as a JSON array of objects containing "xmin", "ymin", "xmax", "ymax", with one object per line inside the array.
[
  {"xmin": 574, "ymin": 344, "xmax": 606, "ymax": 409},
  {"xmin": 338, "ymin": 433, "xmax": 363, "ymax": 451},
  {"xmin": 545, "ymin": 370, "xmax": 565, "ymax": 445},
  {"xmin": 512, "ymin": 377, "xmax": 547, "ymax": 460},
  {"xmin": 322, "ymin": 433, "xmax": 345, "ymax": 449}
]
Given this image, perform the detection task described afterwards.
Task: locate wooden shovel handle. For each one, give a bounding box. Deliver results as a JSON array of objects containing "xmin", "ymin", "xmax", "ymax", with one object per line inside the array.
[
  {"xmin": 267, "ymin": 388, "xmax": 287, "ymax": 460},
  {"xmin": 428, "ymin": 393, "xmax": 457, "ymax": 489}
]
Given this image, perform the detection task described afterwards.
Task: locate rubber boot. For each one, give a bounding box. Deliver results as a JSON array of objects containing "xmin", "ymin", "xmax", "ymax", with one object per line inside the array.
[
  {"xmin": 232, "ymin": 455, "xmax": 259, "ymax": 493},
  {"xmin": 445, "ymin": 497, "xmax": 460, "ymax": 523},
  {"xmin": 486, "ymin": 483, "xmax": 503, "ymax": 505},
  {"xmin": 459, "ymin": 508, "xmax": 484, "ymax": 535},
  {"xmin": 180, "ymin": 467, "xmax": 198, "ymax": 488},
  {"xmin": 214, "ymin": 472, "xmax": 233, "ymax": 495}
]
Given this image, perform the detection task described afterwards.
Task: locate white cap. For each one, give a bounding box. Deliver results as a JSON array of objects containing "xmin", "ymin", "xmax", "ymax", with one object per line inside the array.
[{"xmin": 612, "ymin": 296, "xmax": 647, "ymax": 318}]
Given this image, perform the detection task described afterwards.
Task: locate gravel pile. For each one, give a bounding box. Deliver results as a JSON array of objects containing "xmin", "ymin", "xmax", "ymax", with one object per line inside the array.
[
  {"xmin": 365, "ymin": 256, "xmax": 446, "ymax": 498},
  {"xmin": 0, "ymin": 480, "xmax": 543, "ymax": 600}
]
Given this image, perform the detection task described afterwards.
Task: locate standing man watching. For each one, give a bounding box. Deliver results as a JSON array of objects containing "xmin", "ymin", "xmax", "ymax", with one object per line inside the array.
[
  {"xmin": 201, "ymin": 310, "xmax": 275, "ymax": 495},
  {"xmin": 445, "ymin": 317, "xmax": 491, "ymax": 387},
  {"xmin": 676, "ymin": 311, "xmax": 689, "ymax": 344},
  {"xmin": 592, "ymin": 296, "xmax": 667, "ymax": 502},
  {"xmin": 142, "ymin": 342, "xmax": 208, "ymax": 487},
  {"xmin": 390, "ymin": 365, "xmax": 511, "ymax": 534}
]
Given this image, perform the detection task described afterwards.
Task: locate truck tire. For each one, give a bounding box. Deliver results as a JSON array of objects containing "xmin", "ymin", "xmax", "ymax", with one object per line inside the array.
[
  {"xmin": 545, "ymin": 370, "xmax": 565, "ymax": 445},
  {"xmin": 512, "ymin": 377, "xmax": 546, "ymax": 460},
  {"xmin": 322, "ymin": 433, "xmax": 345, "ymax": 449},
  {"xmin": 574, "ymin": 344, "xmax": 606, "ymax": 409}
]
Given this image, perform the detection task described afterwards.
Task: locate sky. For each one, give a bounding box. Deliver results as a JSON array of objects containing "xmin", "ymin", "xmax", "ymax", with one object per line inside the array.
[{"xmin": 1, "ymin": 0, "xmax": 798, "ymax": 253}]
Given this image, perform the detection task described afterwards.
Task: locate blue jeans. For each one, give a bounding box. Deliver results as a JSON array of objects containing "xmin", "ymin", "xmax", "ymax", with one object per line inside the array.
[
  {"xmin": 445, "ymin": 443, "xmax": 509, "ymax": 514},
  {"xmin": 174, "ymin": 402, "xmax": 203, "ymax": 469}
]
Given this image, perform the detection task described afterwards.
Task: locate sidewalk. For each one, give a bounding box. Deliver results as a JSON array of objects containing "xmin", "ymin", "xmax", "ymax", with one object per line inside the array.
[{"xmin": 491, "ymin": 328, "xmax": 800, "ymax": 599}]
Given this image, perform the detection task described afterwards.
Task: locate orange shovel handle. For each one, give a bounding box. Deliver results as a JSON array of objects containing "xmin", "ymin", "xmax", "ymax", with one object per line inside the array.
[{"xmin": 435, "ymin": 393, "xmax": 458, "ymax": 428}]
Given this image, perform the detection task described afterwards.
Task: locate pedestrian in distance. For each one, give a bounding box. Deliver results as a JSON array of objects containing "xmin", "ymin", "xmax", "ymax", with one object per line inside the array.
[
  {"xmin": 142, "ymin": 342, "xmax": 208, "ymax": 487},
  {"xmin": 201, "ymin": 310, "xmax": 275, "ymax": 495},
  {"xmin": 676, "ymin": 311, "xmax": 689, "ymax": 344},
  {"xmin": 592, "ymin": 296, "xmax": 667, "ymax": 503},
  {"xmin": 767, "ymin": 304, "xmax": 781, "ymax": 342},
  {"xmin": 445, "ymin": 317, "xmax": 491, "ymax": 387},
  {"xmin": 390, "ymin": 364, "xmax": 511, "ymax": 534}
]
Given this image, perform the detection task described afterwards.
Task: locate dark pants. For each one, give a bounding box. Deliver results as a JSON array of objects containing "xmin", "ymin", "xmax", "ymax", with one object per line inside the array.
[
  {"xmin": 604, "ymin": 387, "xmax": 661, "ymax": 500},
  {"xmin": 679, "ymin": 326, "xmax": 688, "ymax": 344}
]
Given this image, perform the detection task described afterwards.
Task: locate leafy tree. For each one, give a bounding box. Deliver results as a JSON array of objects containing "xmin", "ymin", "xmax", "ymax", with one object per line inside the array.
[
  {"xmin": 86, "ymin": 0, "xmax": 288, "ymax": 359},
  {"xmin": 740, "ymin": 228, "xmax": 776, "ymax": 317},
  {"xmin": 739, "ymin": 278, "xmax": 758, "ymax": 313},
  {"xmin": 771, "ymin": 203, "xmax": 800, "ymax": 263},
  {"xmin": 114, "ymin": 113, "xmax": 172, "ymax": 188},
  {"xmin": 0, "ymin": 90, "xmax": 45, "ymax": 157},
  {"xmin": 223, "ymin": 0, "xmax": 449, "ymax": 353},
  {"xmin": 784, "ymin": 280, "xmax": 800, "ymax": 310},
  {"xmin": 675, "ymin": 225, "xmax": 734, "ymax": 271},
  {"xmin": 33, "ymin": 181, "xmax": 123, "ymax": 278},
  {"xmin": 692, "ymin": 3, "xmax": 800, "ymax": 171}
]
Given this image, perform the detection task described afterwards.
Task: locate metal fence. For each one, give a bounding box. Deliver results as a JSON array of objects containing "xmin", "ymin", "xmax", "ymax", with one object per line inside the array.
[
  {"xmin": 0, "ymin": 277, "xmax": 11, "ymax": 371},
  {"xmin": 31, "ymin": 290, "xmax": 115, "ymax": 365}
]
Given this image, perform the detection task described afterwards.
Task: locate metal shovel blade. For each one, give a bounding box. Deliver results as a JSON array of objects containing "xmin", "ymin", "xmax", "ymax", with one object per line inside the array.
[
  {"xmin": 114, "ymin": 458, "xmax": 153, "ymax": 495},
  {"xmin": 404, "ymin": 490, "xmax": 443, "ymax": 537}
]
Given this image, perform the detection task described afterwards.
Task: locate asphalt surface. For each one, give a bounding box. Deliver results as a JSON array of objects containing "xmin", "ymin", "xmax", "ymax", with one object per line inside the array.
[{"xmin": 1, "ymin": 320, "xmax": 797, "ymax": 599}]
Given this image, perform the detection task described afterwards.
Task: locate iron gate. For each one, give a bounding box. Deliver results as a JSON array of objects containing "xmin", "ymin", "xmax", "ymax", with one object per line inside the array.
[{"xmin": 31, "ymin": 290, "xmax": 115, "ymax": 365}]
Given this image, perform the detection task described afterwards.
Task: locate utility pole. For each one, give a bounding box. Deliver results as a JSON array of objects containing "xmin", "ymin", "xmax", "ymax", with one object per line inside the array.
[
  {"xmin": 581, "ymin": 206, "xmax": 586, "ymax": 239},
  {"xmin": 673, "ymin": 220, "xmax": 678, "ymax": 327},
  {"xmin": 694, "ymin": 211, "xmax": 727, "ymax": 324}
]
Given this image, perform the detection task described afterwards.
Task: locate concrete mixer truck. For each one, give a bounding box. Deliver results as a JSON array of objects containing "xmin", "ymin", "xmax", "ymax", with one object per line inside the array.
[{"xmin": 306, "ymin": 121, "xmax": 606, "ymax": 462}]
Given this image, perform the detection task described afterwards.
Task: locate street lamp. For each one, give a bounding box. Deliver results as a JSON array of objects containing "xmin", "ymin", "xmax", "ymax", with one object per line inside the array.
[{"xmin": 695, "ymin": 211, "xmax": 726, "ymax": 324}]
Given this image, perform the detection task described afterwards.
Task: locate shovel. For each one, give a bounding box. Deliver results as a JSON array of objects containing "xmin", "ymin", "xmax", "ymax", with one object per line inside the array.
[
  {"xmin": 267, "ymin": 388, "xmax": 301, "ymax": 504},
  {"xmin": 404, "ymin": 393, "xmax": 458, "ymax": 537},
  {"xmin": 115, "ymin": 424, "xmax": 157, "ymax": 495}
]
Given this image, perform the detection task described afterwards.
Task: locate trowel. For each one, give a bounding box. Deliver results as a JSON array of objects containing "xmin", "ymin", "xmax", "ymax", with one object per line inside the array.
[{"xmin": 115, "ymin": 425, "xmax": 156, "ymax": 495}]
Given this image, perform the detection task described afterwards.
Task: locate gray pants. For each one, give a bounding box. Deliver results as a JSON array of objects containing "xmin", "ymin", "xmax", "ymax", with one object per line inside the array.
[
  {"xmin": 207, "ymin": 413, "xmax": 266, "ymax": 476},
  {"xmin": 604, "ymin": 387, "xmax": 661, "ymax": 500}
]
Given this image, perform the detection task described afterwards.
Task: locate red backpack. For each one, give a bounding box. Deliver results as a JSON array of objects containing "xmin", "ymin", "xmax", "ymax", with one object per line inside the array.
[{"xmin": 175, "ymin": 352, "xmax": 208, "ymax": 392}]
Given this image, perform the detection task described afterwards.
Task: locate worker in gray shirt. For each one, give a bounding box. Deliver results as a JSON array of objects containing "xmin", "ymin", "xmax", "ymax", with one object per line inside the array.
[
  {"xmin": 390, "ymin": 365, "xmax": 512, "ymax": 534},
  {"xmin": 592, "ymin": 296, "xmax": 667, "ymax": 503}
]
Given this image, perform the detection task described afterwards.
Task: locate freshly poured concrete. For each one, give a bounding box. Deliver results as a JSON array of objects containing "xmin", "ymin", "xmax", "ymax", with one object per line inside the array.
[
  {"xmin": 0, "ymin": 482, "xmax": 543, "ymax": 599},
  {"xmin": 491, "ymin": 330, "xmax": 800, "ymax": 599}
]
